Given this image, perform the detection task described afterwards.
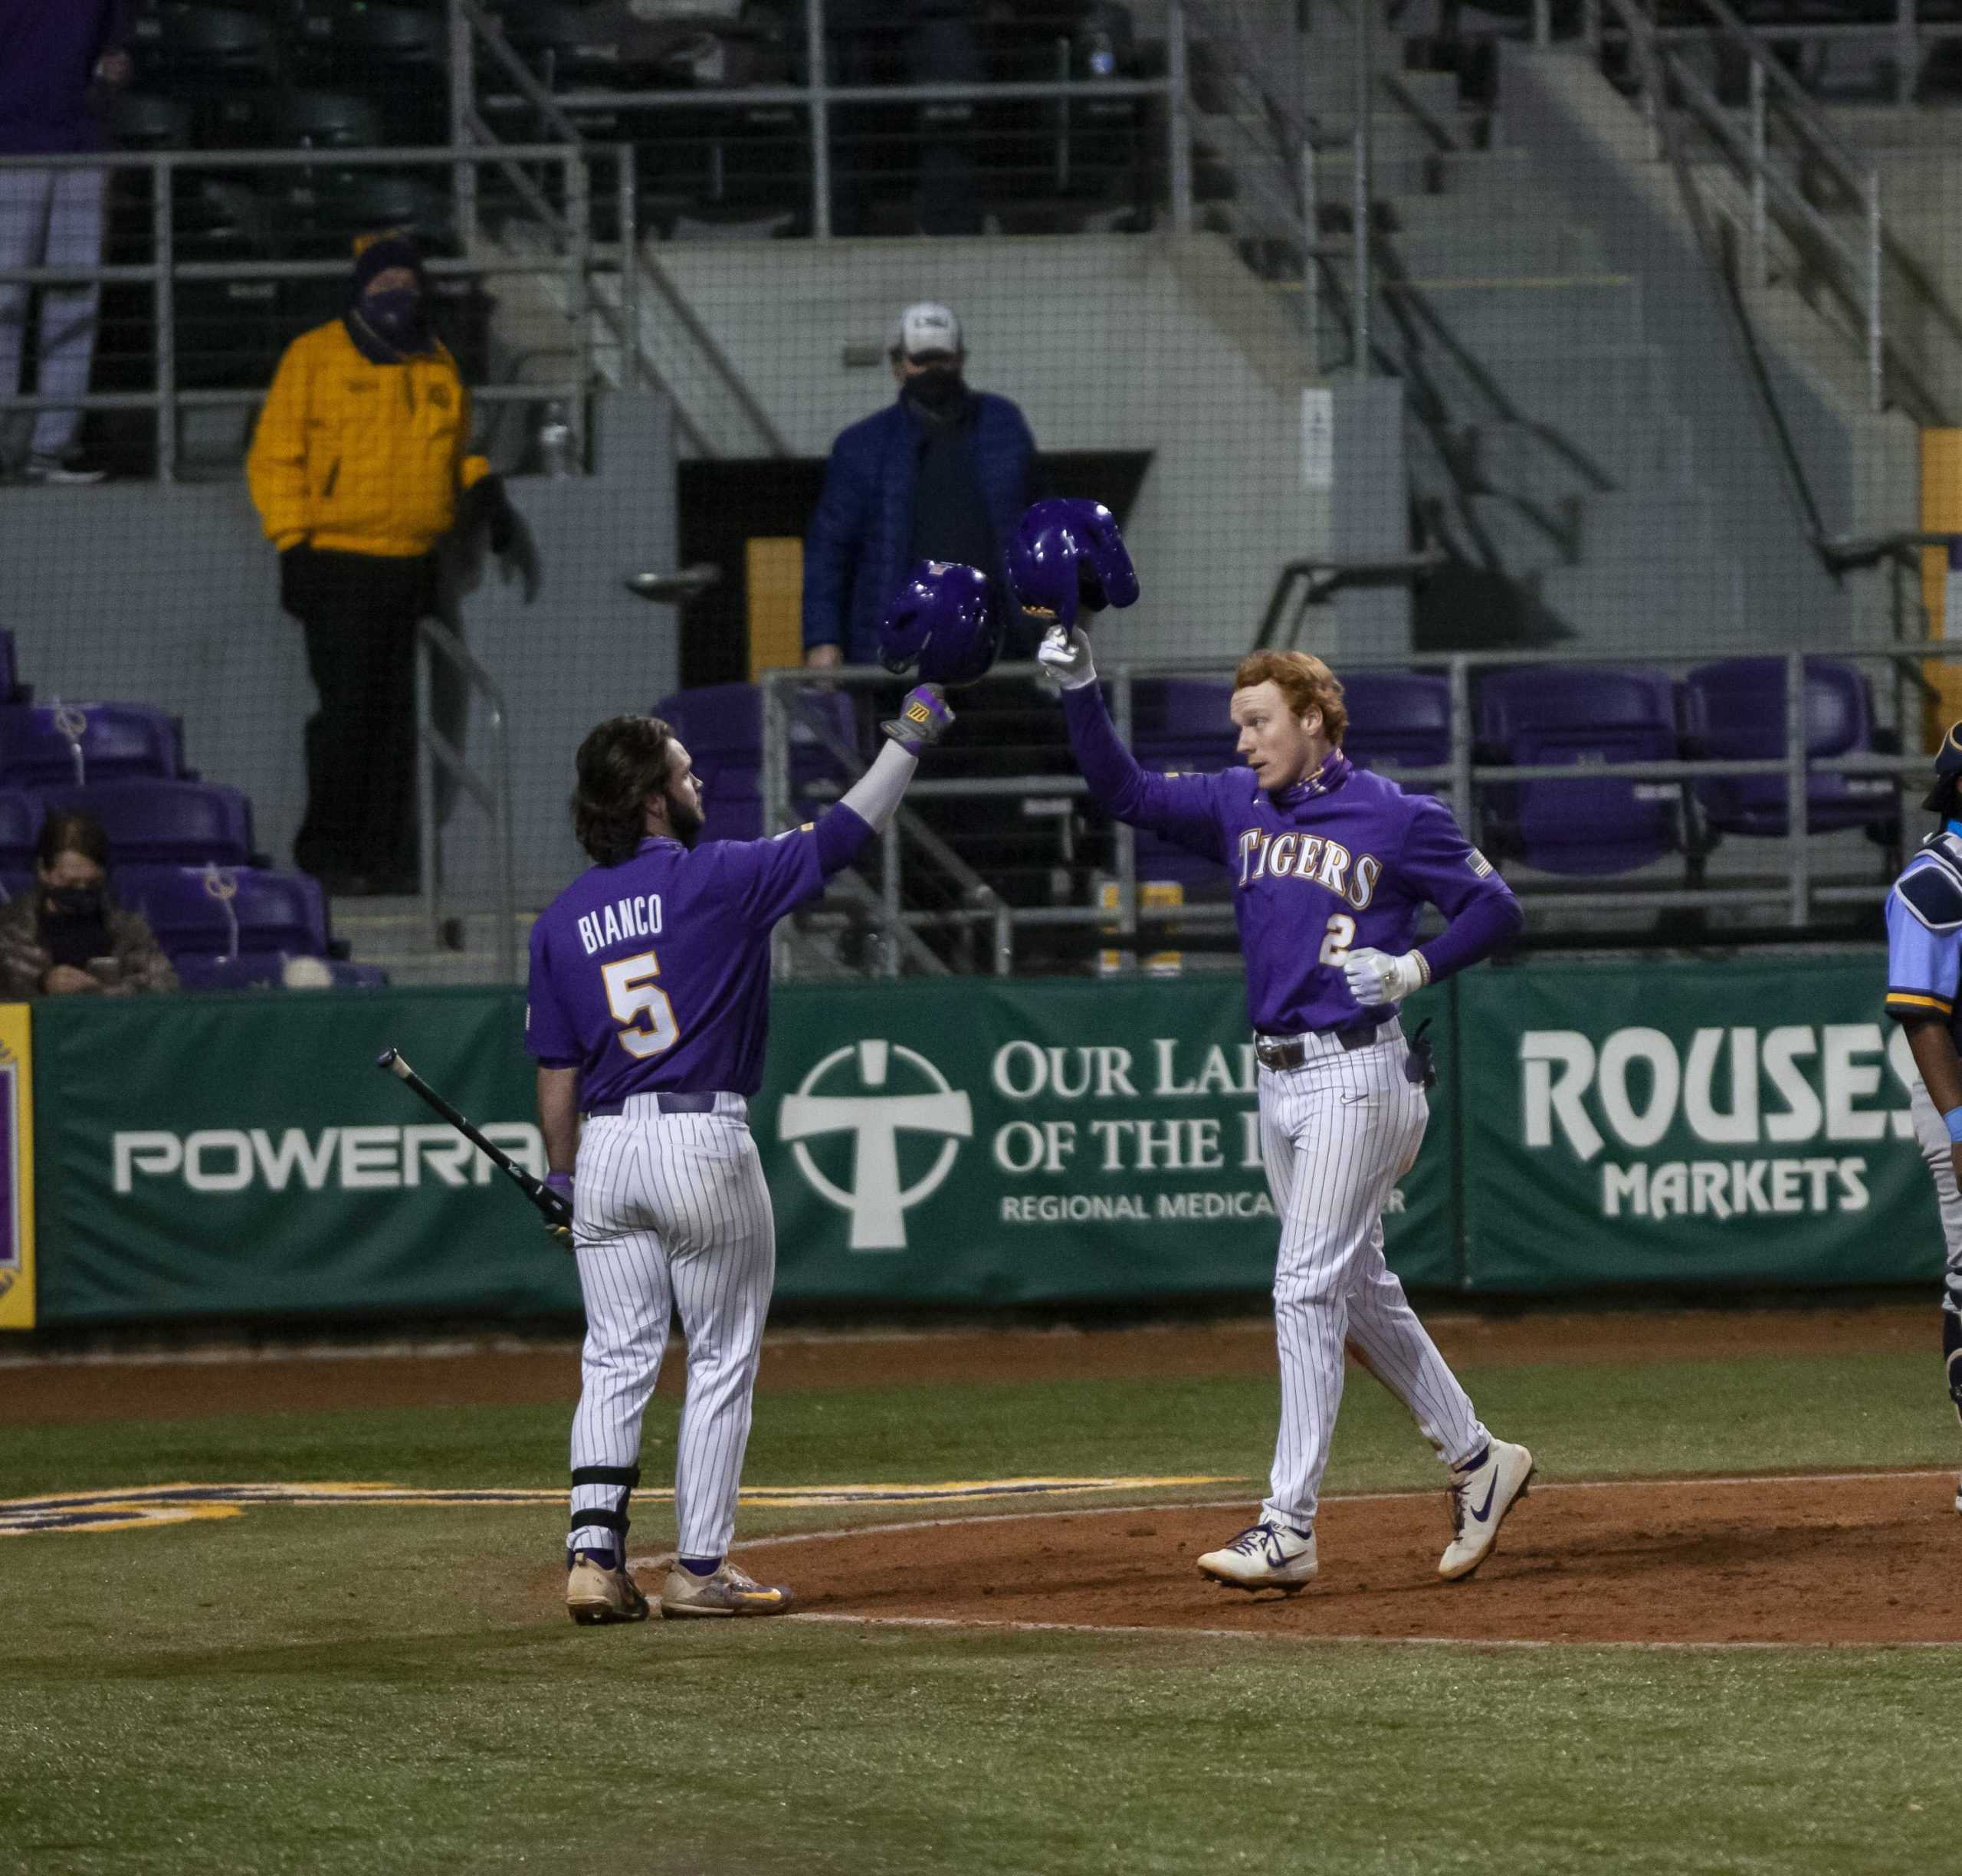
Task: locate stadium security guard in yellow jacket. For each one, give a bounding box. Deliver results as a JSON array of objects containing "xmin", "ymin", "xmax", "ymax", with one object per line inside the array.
[{"xmin": 246, "ymin": 232, "xmax": 536, "ymax": 896}]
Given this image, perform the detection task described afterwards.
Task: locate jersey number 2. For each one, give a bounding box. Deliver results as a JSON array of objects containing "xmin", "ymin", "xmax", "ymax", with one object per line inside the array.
[
  {"xmin": 1317, "ymin": 913, "xmax": 1356, "ymax": 966},
  {"xmin": 602, "ymin": 949, "xmax": 680, "ymax": 1059}
]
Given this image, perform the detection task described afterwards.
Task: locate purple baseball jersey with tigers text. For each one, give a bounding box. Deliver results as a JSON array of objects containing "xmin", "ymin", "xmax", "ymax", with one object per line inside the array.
[{"xmin": 1062, "ymin": 687, "xmax": 1520, "ymax": 1034}]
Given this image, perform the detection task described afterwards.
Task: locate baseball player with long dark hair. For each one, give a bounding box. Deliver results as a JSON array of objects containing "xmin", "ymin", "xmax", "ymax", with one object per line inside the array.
[
  {"xmin": 528, "ymin": 568, "xmax": 981, "ymax": 1625},
  {"xmin": 1020, "ymin": 500, "xmax": 1533, "ymax": 1592},
  {"xmin": 1881, "ymin": 721, "xmax": 1962, "ymax": 1516}
]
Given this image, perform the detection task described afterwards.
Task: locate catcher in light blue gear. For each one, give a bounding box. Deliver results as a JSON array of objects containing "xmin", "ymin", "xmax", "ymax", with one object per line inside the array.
[{"xmin": 1881, "ymin": 718, "xmax": 1962, "ymax": 1517}]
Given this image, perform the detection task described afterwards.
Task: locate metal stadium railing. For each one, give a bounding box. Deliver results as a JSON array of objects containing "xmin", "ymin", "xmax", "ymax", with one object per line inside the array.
[{"xmin": 756, "ymin": 642, "xmax": 1959, "ymax": 979}]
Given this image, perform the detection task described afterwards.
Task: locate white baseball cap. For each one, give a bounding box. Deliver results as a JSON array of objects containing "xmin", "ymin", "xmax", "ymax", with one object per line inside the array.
[{"xmin": 888, "ymin": 300, "xmax": 963, "ymax": 359}]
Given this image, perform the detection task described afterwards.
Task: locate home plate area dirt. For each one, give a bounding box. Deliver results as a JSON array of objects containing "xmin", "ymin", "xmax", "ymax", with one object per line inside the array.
[{"xmin": 750, "ymin": 1474, "xmax": 1962, "ymax": 1645}]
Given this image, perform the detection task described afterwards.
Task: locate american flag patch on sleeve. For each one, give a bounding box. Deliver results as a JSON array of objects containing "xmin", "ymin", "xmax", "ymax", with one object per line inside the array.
[{"xmin": 1466, "ymin": 849, "xmax": 1494, "ymax": 878}]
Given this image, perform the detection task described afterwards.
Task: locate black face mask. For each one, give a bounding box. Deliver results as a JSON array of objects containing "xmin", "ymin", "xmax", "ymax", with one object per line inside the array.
[
  {"xmin": 904, "ymin": 365, "xmax": 966, "ymax": 415},
  {"xmin": 42, "ymin": 886, "xmax": 110, "ymax": 969},
  {"xmin": 356, "ymin": 288, "xmax": 431, "ymax": 359}
]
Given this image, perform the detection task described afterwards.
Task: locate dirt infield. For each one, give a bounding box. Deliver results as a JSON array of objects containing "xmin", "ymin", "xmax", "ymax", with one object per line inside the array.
[
  {"xmin": 0, "ymin": 1304, "xmax": 1935, "ymax": 1426},
  {"xmin": 750, "ymin": 1471, "xmax": 1962, "ymax": 1646}
]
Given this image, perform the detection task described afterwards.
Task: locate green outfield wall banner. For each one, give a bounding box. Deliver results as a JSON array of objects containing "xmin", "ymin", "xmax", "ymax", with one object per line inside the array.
[
  {"xmin": 26, "ymin": 953, "xmax": 1932, "ymax": 1326},
  {"xmin": 1456, "ymin": 956, "xmax": 1941, "ymax": 1291},
  {"xmin": 28, "ymin": 978, "xmax": 1450, "ymax": 1327}
]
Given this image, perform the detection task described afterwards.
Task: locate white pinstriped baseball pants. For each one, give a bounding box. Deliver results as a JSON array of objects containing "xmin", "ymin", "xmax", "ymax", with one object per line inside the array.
[
  {"xmin": 1258, "ymin": 1021, "xmax": 1488, "ymax": 1531},
  {"xmin": 567, "ymin": 1094, "xmax": 774, "ymax": 1563}
]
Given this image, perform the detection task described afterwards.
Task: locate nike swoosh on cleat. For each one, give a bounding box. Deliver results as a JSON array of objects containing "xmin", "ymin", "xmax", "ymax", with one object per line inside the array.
[{"xmin": 1471, "ymin": 1476, "xmax": 1498, "ymax": 1522}]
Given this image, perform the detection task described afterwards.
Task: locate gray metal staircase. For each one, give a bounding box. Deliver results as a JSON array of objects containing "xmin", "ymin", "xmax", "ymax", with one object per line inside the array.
[{"xmin": 1188, "ymin": 2, "xmax": 1754, "ymax": 652}]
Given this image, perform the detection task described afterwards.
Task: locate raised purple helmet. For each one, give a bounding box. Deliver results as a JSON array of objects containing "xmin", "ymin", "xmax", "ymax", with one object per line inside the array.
[
  {"xmin": 1008, "ymin": 497, "xmax": 1140, "ymax": 628},
  {"xmin": 877, "ymin": 560, "xmax": 999, "ymax": 688}
]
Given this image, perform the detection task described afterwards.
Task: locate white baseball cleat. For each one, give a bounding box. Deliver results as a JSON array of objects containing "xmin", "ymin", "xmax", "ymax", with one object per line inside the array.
[
  {"xmin": 566, "ymin": 1550, "xmax": 651, "ymax": 1625},
  {"xmin": 1953, "ymin": 1474, "xmax": 1960, "ymax": 1517},
  {"xmin": 660, "ymin": 1560, "xmax": 795, "ymax": 1619},
  {"xmin": 1197, "ymin": 1519, "xmax": 1318, "ymax": 1592},
  {"xmin": 1439, "ymin": 1438, "xmax": 1535, "ymax": 1581}
]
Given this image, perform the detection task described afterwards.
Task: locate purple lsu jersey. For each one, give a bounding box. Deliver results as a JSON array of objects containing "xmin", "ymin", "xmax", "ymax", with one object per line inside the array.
[
  {"xmin": 527, "ymin": 828, "xmax": 827, "ymax": 1104},
  {"xmin": 1062, "ymin": 687, "xmax": 1521, "ymax": 1035}
]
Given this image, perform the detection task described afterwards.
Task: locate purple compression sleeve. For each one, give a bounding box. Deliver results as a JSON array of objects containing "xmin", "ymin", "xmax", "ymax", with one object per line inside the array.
[{"xmin": 1418, "ymin": 888, "xmax": 1523, "ymax": 983}]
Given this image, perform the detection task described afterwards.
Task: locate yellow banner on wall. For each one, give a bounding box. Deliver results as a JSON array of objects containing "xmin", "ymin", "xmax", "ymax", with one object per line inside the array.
[
  {"xmin": 1921, "ymin": 428, "xmax": 1962, "ymax": 746},
  {"xmin": 0, "ymin": 1004, "xmax": 34, "ymax": 1330}
]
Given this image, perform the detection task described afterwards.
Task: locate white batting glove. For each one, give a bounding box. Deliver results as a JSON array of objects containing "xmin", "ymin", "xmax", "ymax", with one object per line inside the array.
[
  {"xmin": 1036, "ymin": 625, "xmax": 1097, "ymax": 690},
  {"xmin": 1342, "ymin": 946, "xmax": 1429, "ymax": 1006}
]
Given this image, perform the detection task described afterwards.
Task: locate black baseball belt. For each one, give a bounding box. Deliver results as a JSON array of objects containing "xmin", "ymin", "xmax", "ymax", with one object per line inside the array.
[
  {"xmin": 1254, "ymin": 1018, "xmax": 1389, "ymax": 1071},
  {"xmin": 583, "ymin": 1092, "xmax": 727, "ymax": 1118}
]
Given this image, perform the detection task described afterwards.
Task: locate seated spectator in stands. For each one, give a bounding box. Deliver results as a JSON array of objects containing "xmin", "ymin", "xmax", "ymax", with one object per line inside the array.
[
  {"xmin": 247, "ymin": 231, "xmax": 536, "ymax": 896},
  {"xmin": 0, "ymin": 810, "xmax": 176, "ymax": 996},
  {"xmin": 0, "ymin": 0, "xmax": 131, "ymax": 484},
  {"xmin": 802, "ymin": 301, "xmax": 1038, "ymax": 669}
]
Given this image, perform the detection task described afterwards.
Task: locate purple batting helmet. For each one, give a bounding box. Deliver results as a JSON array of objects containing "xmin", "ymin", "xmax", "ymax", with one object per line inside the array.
[
  {"xmin": 877, "ymin": 560, "xmax": 999, "ymax": 688},
  {"xmin": 1007, "ymin": 497, "xmax": 1140, "ymax": 628}
]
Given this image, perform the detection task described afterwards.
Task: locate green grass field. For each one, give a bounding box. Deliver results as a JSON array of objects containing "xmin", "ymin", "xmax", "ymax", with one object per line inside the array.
[{"xmin": 3, "ymin": 1334, "xmax": 1957, "ymax": 1874}]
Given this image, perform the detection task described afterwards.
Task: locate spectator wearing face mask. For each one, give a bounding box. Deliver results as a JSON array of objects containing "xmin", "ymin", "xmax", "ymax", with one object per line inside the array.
[
  {"xmin": 245, "ymin": 231, "xmax": 538, "ymax": 896},
  {"xmin": 802, "ymin": 301, "xmax": 1039, "ymax": 670},
  {"xmin": 0, "ymin": 810, "xmax": 176, "ymax": 997}
]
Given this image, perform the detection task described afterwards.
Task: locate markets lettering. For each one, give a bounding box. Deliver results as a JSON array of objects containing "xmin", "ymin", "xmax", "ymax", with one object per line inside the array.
[{"xmin": 1518, "ymin": 1022, "xmax": 1914, "ymax": 1222}]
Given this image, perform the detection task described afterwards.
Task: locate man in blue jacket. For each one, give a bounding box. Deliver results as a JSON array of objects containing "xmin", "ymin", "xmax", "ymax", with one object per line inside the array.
[{"xmin": 802, "ymin": 301, "xmax": 1038, "ymax": 668}]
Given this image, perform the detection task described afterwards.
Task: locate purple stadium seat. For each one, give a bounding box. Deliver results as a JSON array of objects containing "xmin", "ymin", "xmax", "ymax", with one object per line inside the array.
[
  {"xmin": 1476, "ymin": 667, "xmax": 1681, "ymax": 876},
  {"xmin": 654, "ymin": 684, "xmax": 860, "ymax": 844},
  {"xmin": 1132, "ymin": 678, "xmax": 1234, "ymax": 740},
  {"xmin": 1341, "ymin": 673, "xmax": 1451, "ymax": 787},
  {"xmin": 0, "ymin": 789, "xmax": 41, "ymax": 869},
  {"xmin": 1679, "ymin": 658, "xmax": 1898, "ymax": 836},
  {"xmin": 41, "ymin": 780, "xmax": 254, "ymax": 866},
  {"xmin": 0, "ymin": 702, "xmax": 184, "ymax": 789},
  {"xmin": 115, "ymin": 864, "xmax": 330, "ymax": 959}
]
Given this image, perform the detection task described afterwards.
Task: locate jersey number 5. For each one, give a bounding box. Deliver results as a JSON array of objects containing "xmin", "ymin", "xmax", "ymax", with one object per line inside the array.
[
  {"xmin": 602, "ymin": 949, "xmax": 680, "ymax": 1059},
  {"xmin": 1317, "ymin": 913, "xmax": 1356, "ymax": 966}
]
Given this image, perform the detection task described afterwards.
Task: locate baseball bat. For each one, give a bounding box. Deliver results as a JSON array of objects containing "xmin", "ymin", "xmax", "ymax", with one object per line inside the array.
[{"xmin": 374, "ymin": 1046, "xmax": 573, "ymax": 1229}]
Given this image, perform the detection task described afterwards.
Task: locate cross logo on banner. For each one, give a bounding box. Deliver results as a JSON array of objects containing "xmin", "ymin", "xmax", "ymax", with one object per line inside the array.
[{"xmin": 778, "ymin": 1040, "xmax": 973, "ymax": 1251}]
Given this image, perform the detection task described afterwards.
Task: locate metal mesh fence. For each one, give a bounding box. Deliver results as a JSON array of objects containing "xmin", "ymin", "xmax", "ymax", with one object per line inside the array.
[{"xmin": 0, "ymin": 0, "xmax": 1959, "ymax": 983}]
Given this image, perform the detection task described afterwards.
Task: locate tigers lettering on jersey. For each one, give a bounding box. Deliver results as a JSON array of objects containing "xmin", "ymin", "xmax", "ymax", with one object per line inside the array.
[
  {"xmin": 1235, "ymin": 828, "xmax": 1383, "ymax": 910},
  {"xmin": 576, "ymin": 893, "xmax": 665, "ymax": 956}
]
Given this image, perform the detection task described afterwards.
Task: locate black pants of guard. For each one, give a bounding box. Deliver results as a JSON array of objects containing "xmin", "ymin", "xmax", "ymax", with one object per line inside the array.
[{"xmin": 281, "ymin": 544, "xmax": 435, "ymax": 892}]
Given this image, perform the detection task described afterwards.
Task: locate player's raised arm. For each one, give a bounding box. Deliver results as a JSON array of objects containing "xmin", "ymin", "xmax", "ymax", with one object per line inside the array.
[
  {"xmin": 732, "ymin": 563, "xmax": 983, "ymax": 928},
  {"xmin": 1012, "ymin": 499, "xmax": 1224, "ymax": 851},
  {"xmin": 1340, "ymin": 794, "xmax": 1523, "ymax": 1008}
]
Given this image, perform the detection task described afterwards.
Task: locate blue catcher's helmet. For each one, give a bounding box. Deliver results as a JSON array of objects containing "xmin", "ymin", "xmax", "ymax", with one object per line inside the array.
[
  {"xmin": 877, "ymin": 560, "xmax": 999, "ymax": 688},
  {"xmin": 1007, "ymin": 497, "xmax": 1140, "ymax": 628}
]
